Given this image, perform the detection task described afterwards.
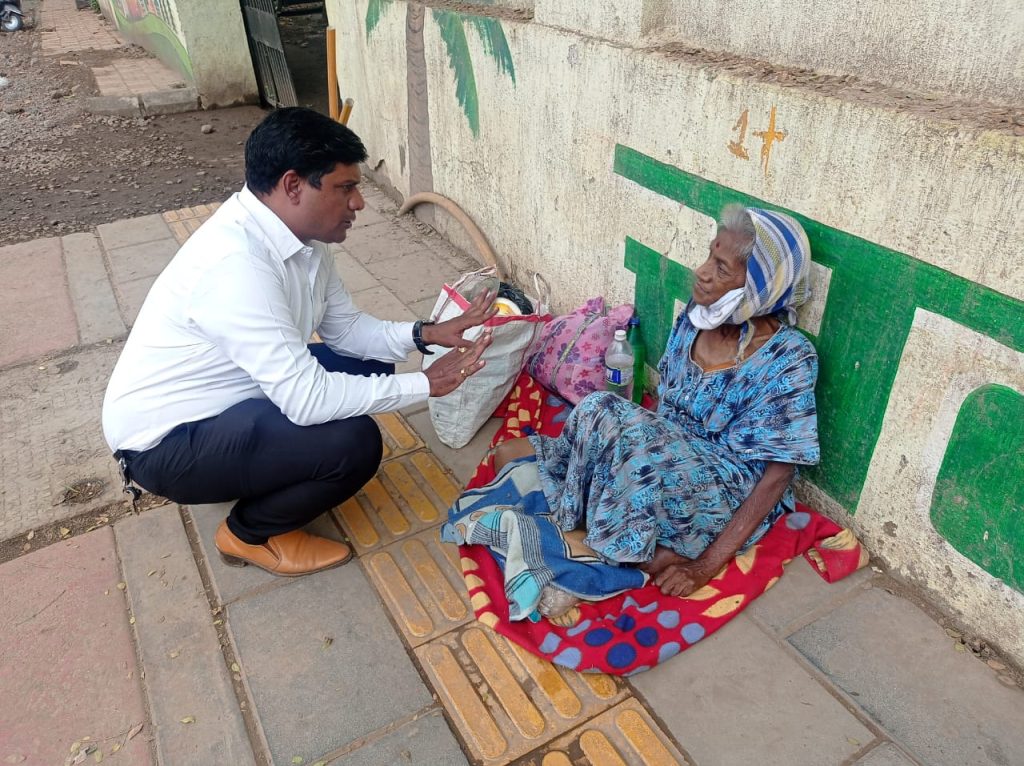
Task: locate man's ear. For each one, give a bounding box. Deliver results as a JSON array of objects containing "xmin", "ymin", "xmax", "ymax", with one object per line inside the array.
[{"xmin": 279, "ymin": 170, "xmax": 304, "ymax": 205}]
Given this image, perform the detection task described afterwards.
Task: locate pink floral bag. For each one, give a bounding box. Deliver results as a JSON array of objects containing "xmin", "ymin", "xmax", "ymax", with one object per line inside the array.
[{"xmin": 524, "ymin": 298, "xmax": 634, "ymax": 404}]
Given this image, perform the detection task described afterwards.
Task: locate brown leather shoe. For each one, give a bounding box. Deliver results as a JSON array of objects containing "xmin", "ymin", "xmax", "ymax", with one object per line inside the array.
[{"xmin": 214, "ymin": 521, "xmax": 353, "ymax": 576}]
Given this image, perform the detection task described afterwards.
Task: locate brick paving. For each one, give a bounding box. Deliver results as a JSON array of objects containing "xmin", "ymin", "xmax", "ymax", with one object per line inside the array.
[
  {"xmin": 92, "ymin": 58, "xmax": 185, "ymax": 98},
  {"xmin": 0, "ymin": 194, "xmax": 1021, "ymax": 765},
  {"xmin": 40, "ymin": 0, "xmax": 122, "ymax": 55}
]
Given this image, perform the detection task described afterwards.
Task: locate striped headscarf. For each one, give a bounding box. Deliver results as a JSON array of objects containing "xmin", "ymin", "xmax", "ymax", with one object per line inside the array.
[{"xmin": 724, "ymin": 208, "xmax": 812, "ymax": 360}]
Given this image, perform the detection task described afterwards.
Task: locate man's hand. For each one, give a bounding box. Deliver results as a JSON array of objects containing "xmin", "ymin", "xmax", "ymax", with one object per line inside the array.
[
  {"xmin": 423, "ymin": 331, "xmax": 493, "ymax": 397},
  {"xmin": 652, "ymin": 559, "xmax": 715, "ymax": 598},
  {"xmin": 421, "ymin": 290, "xmax": 498, "ymax": 350}
]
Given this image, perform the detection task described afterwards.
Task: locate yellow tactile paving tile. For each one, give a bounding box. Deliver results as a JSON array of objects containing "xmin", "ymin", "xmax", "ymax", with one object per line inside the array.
[
  {"xmin": 516, "ymin": 699, "xmax": 693, "ymax": 766},
  {"xmin": 415, "ymin": 625, "xmax": 628, "ymax": 765},
  {"xmin": 375, "ymin": 411, "xmax": 424, "ymax": 461},
  {"xmin": 162, "ymin": 203, "xmax": 223, "ymax": 244},
  {"xmin": 333, "ymin": 451, "xmax": 459, "ymax": 554},
  {"xmin": 363, "ymin": 527, "xmax": 472, "ymax": 646}
]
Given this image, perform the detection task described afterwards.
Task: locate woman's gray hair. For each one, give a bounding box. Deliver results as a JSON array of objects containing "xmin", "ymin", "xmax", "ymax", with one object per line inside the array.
[{"xmin": 717, "ymin": 204, "xmax": 756, "ymax": 260}]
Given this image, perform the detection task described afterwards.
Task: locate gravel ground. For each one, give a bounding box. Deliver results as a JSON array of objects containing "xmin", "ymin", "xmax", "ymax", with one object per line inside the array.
[{"xmin": 0, "ymin": 3, "xmax": 267, "ymax": 246}]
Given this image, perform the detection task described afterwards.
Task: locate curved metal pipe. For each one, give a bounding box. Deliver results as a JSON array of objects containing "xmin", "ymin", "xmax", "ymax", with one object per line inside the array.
[{"xmin": 398, "ymin": 191, "xmax": 502, "ymax": 278}]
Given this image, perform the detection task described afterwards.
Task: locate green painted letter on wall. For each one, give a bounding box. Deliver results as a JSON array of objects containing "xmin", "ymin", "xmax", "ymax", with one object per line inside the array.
[{"xmin": 930, "ymin": 384, "xmax": 1024, "ymax": 593}]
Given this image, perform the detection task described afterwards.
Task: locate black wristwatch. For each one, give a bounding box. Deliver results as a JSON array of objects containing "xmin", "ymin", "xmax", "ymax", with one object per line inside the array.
[{"xmin": 413, "ymin": 320, "xmax": 435, "ymax": 355}]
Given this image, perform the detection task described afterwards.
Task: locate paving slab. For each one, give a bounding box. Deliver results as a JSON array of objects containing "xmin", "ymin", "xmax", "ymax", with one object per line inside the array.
[
  {"xmin": 788, "ymin": 588, "xmax": 1024, "ymax": 766},
  {"xmin": 333, "ymin": 451, "xmax": 460, "ymax": 555},
  {"xmin": 856, "ymin": 742, "xmax": 918, "ymax": 766},
  {"xmin": 331, "ymin": 244, "xmax": 382, "ymax": 293},
  {"xmin": 351, "ymin": 202, "xmax": 387, "ymax": 229},
  {"xmin": 141, "ymin": 87, "xmax": 200, "ymax": 116},
  {"xmin": 62, "ymin": 232, "xmax": 127, "ymax": 344},
  {"xmin": 342, "ymin": 220, "xmax": 435, "ymax": 267},
  {"xmin": 363, "ymin": 246, "xmax": 465, "ymax": 306},
  {"xmin": 332, "ymin": 709, "xmax": 468, "ymax": 766},
  {"xmin": 746, "ymin": 556, "xmax": 875, "ymax": 636},
  {"xmin": 0, "ymin": 237, "xmax": 78, "ymax": 368},
  {"xmin": 113, "ymin": 274, "xmax": 156, "ymax": 326},
  {"xmin": 227, "ymin": 561, "xmax": 433, "ymax": 765},
  {"xmin": 104, "ymin": 237, "xmax": 180, "ymax": 285},
  {"xmin": 631, "ymin": 614, "xmax": 873, "ymax": 766},
  {"xmin": 415, "ymin": 625, "xmax": 628, "ymax": 765},
  {"xmin": 0, "ymin": 344, "xmax": 121, "ymax": 540},
  {"xmin": 350, "ymin": 284, "xmax": 417, "ymax": 322},
  {"xmin": 97, "ymin": 214, "xmax": 176, "ymax": 252},
  {"xmin": 363, "ymin": 527, "xmax": 473, "ymax": 647},
  {"xmin": 189, "ymin": 501, "xmax": 348, "ymax": 606},
  {"xmin": 405, "ymin": 408, "xmax": 499, "ymax": 485},
  {"xmin": 162, "ymin": 202, "xmax": 223, "ymax": 245},
  {"xmin": 0, "ymin": 528, "xmax": 151, "ymax": 766},
  {"xmin": 115, "ymin": 506, "xmax": 256, "ymax": 765},
  {"xmin": 518, "ymin": 698, "xmax": 693, "ymax": 766}
]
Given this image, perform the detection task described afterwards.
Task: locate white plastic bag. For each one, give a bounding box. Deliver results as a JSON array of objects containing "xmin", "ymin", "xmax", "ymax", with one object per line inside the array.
[{"xmin": 423, "ymin": 268, "xmax": 550, "ymax": 448}]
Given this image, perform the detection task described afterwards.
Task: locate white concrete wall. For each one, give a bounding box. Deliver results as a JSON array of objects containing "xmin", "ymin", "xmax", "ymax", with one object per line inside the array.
[
  {"xmin": 330, "ymin": 0, "xmax": 1024, "ymax": 665},
  {"xmin": 173, "ymin": 0, "xmax": 258, "ymax": 107},
  {"xmin": 539, "ymin": 0, "xmax": 1024, "ymax": 108}
]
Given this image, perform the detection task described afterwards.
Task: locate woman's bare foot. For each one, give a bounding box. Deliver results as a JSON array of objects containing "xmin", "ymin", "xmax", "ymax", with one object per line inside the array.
[
  {"xmin": 538, "ymin": 584, "xmax": 580, "ymax": 620},
  {"xmin": 640, "ymin": 545, "xmax": 687, "ymax": 576},
  {"xmin": 493, "ymin": 437, "xmax": 536, "ymax": 472}
]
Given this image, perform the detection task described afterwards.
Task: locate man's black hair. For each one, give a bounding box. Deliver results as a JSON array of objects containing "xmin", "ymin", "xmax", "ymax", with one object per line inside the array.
[{"xmin": 244, "ymin": 107, "xmax": 369, "ymax": 194}]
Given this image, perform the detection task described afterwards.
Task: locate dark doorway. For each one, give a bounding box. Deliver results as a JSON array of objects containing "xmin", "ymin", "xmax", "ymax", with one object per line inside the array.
[
  {"xmin": 240, "ymin": 1, "xmax": 329, "ymax": 114},
  {"xmin": 277, "ymin": 2, "xmax": 329, "ymax": 115}
]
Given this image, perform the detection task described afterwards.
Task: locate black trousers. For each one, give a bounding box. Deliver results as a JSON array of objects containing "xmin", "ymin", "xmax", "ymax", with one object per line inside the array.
[{"xmin": 121, "ymin": 344, "xmax": 394, "ymax": 544}]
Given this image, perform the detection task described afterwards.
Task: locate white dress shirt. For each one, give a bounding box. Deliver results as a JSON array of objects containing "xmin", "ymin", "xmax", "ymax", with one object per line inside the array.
[{"xmin": 102, "ymin": 187, "xmax": 430, "ymax": 452}]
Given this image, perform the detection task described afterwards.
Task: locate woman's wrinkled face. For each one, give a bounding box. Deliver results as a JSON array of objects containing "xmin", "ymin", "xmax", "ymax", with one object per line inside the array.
[{"xmin": 691, "ymin": 229, "xmax": 749, "ymax": 306}]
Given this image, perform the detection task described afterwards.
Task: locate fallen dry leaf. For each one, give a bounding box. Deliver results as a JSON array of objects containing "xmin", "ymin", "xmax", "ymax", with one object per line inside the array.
[
  {"xmin": 160, "ymin": 553, "xmax": 171, "ymax": 559},
  {"xmin": 128, "ymin": 615, "xmax": 136, "ymax": 625},
  {"xmin": 116, "ymin": 583, "xmax": 127, "ymax": 591},
  {"xmin": 169, "ymin": 650, "xmax": 180, "ymax": 659},
  {"xmin": 111, "ymin": 743, "xmax": 121, "ymax": 754},
  {"xmin": 179, "ymin": 716, "xmax": 195, "ymax": 725},
  {"xmin": 60, "ymin": 527, "xmax": 71, "ymax": 538},
  {"xmin": 147, "ymin": 570, "xmax": 157, "ymax": 577},
  {"xmin": 26, "ymin": 530, "xmax": 34, "ymax": 541},
  {"xmin": 93, "ymin": 750, "xmax": 103, "ymax": 763},
  {"xmin": 230, "ymin": 662, "xmax": 240, "ymax": 673},
  {"xmin": 322, "ymin": 637, "xmax": 334, "ymax": 649},
  {"xmin": 126, "ymin": 723, "xmax": 143, "ymax": 741},
  {"xmin": 291, "ymin": 758, "xmax": 303, "ymax": 765}
]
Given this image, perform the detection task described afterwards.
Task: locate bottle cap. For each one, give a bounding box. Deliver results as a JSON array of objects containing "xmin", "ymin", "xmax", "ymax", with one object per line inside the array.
[
  {"xmin": 629, "ymin": 315, "xmax": 640, "ymax": 326},
  {"xmin": 614, "ymin": 329, "xmax": 626, "ymax": 341}
]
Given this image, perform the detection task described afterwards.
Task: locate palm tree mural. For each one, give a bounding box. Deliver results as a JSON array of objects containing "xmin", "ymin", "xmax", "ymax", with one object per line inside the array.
[{"xmin": 365, "ymin": 1, "xmax": 515, "ymax": 211}]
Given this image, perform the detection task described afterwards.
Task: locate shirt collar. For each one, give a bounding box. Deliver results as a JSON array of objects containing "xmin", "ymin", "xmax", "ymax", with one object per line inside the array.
[{"xmin": 237, "ymin": 185, "xmax": 312, "ymax": 261}]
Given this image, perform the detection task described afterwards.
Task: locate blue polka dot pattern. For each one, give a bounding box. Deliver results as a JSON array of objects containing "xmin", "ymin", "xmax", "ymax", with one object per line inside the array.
[
  {"xmin": 658, "ymin": 642, "xmax": 682, "ymax": 662},
  {"xmin": 584, "ymin": 628, "xmax": 613, "ymax": 647},
  {"xmin": 607, "ymin": 643, "xmax": 637, "ymax": 669},
  {"xmin": 566, "ymin": 619, "xmax": 592, "ymax": 637},
  {"xmin": 657, "ymin": 610, "xmax": 680, "ymax": 629},
  {"xmin": 681, "ymin": 622, "xmax": 706, "ymax": 644},
  {"xmin": 785, "ymin": 511, "xmax": 811, "ymax": 530},
  {"xmin": 539, "ymin": 632, "xmax": 562, "ymax": 654},
  {"xmin": 635, "ymin": 627, "xmax": 659, "ymax": 647},
  {"xmin": 614, "ymin": 615, "xmax": 636, "ymax": 631},
  {"xmin": 553, "ymin": 647, "xmax": 582, "ymax": 669}
]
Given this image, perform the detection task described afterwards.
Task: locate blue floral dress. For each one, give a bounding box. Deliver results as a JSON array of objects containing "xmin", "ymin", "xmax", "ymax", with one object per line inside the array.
[{"xmin": 527, "ymin": 311, "xmax": 820, "ymax": 564}]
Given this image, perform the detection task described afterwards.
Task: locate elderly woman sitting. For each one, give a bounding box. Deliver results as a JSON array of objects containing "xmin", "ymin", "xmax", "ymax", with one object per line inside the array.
[{"xmin": 493, "ymin": 205, "xmax": 819, "ymax": 603}]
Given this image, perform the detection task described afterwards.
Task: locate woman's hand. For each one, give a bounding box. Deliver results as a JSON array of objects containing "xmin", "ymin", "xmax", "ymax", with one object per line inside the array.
[
  {"xmin": 422, "ymin": 289, "xmax": 499, "ymax": 350},
  {"xmin": 653, "ymin": 559, "xmax": 715, "ymax": 597}
]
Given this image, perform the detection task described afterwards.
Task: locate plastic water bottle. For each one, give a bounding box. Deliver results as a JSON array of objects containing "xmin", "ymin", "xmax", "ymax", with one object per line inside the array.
[
  {"xmin": 627, "ymin": 314, "xmax": 646, "ymax": 404},
  {"xmin": 605, "ymin": 329, "xmax": 634, "ymax": 399}
]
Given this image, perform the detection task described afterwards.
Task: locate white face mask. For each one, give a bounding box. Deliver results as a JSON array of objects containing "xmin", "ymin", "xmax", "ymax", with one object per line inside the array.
[{"xmin": 688, "ymin": 288, "xmax": 745, "ymax": 330}]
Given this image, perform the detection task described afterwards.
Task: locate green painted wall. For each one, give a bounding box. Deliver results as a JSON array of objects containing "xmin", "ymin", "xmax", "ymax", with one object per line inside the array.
[
  {"xmin": 931, "ymin": 385, "xmax": 1023, "ymax": 591},
  {"xmin": 615, "ymin": 144, "xmax": 1024, "ymax": 588}
]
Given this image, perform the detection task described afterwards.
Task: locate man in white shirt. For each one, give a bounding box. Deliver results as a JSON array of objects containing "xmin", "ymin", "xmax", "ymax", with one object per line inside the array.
[{"xmin": 102, "ymin": 107, "xmax": 494, "ymax": 577}]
